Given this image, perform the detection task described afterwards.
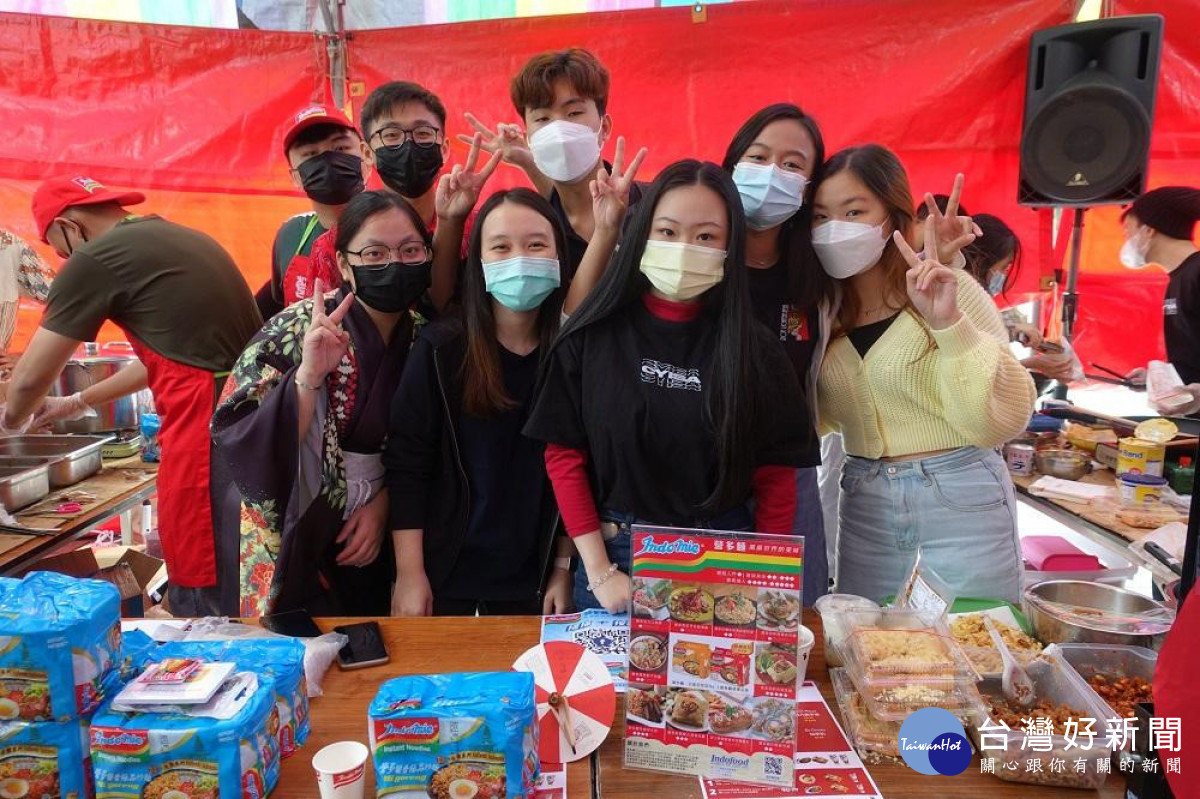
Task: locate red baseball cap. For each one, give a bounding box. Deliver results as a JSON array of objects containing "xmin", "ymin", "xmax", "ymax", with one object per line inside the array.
[
  {"xmin": 32, "ymin": 176, "xmax": 145, "ymax": 243},
  {"xmin": 283, "ymin": 104, "xmax": 358, "ymax": 155}
]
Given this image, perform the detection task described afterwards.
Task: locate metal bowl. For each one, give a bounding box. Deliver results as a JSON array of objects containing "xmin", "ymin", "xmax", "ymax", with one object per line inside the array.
[
  {"xmin": 1024, "ymin": 580, "xmax": 1173, "ymax": 651},
  {"xmin": 1034, "ymin": 449, "xmax": 1092, "ymax": 480}
]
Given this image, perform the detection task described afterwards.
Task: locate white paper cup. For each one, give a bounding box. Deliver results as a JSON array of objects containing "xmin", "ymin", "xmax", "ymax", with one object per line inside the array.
[
  {"xmin": 796, "ymin": 624, "xmax": 816, "ymax": 685},
  {"xmin": 313, "ymin": 741, "xmax": 369, "ymax": 799}
]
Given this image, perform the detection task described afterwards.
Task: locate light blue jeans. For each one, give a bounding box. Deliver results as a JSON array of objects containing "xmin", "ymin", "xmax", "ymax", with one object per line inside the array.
[{"xmin": 834, "ymin": 446, "xmax": 1022, "ymax": 604}]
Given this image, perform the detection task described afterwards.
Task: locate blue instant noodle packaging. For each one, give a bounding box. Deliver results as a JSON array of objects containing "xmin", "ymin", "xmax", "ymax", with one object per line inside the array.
[
  {"xmin": 147, "ymin": 638, "xmax": 310, "ymax": 759},
  {"xmin": 90, "ymin": 666, "xmax": 280, "ymax": 799},
  {"xmin": 0, "ymin": 572, "xmax": 122, "ymax": 722},
  {"xmin": 0, "ymin": 716, "xmax": 92, "ymax": 798},
  {"xmin": 369, "ymin": 672, "xmax": 538, "ymax": 799}
]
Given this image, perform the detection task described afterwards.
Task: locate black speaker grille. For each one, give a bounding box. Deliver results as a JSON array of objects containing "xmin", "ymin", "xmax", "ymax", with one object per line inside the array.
[{"xmin": 1020, "ymin": 83, "xmax": 1149, "ymax": 205}]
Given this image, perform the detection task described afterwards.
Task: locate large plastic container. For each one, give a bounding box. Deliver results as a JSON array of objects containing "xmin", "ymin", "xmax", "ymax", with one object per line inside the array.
[
  {"xmin": 1044, "ymin": 643, "xmax": 1157, "ymax": 725},
  {"xmin": 969, "ymin": 656, "xmax": 1115, "ymax": 790},
  {"xmin": 828, "ymin": 668, "xmax": 901, "ymax": 759},
  {"xmin": 838, "ymin": 608, "xmax": 982, "ymax": 721},
  {"xmin": 812, "ymin": 594, "xmax": 879, "ymax": 668}
]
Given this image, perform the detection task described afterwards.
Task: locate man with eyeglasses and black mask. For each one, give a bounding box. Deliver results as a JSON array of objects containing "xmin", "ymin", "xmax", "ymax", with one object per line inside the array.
[{"xmin": 258, "ymin": 105, "xmax": 372, "ymax": 319}]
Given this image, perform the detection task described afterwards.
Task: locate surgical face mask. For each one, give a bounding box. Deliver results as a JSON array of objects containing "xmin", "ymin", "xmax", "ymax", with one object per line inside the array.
[
  {"xmin": 811, "ymin": 220, "xmax": 890, "ymax": 279},
  {"xmin": 374, "ymin": 141, "xmax": 444, "ymax": 198},
  {"xmin": 1120, "ymin": 228, "xmax": 1151, "ymax": 270},
  {"xmin": 350, "ymin": 261, "xmax": 431, "ymax": 313},
  {"xmin": 987, "ymin": 270, "xmax": 1007, "ymax": 296},
  {"xmin": 297, "ymin": 150, "xmax": 365, "ymax": 205},
  {"xmin": 483, "ymin": 255, "xmax": 561, "ymax": 312},
  {"xmin": 528, "ymin": 120, "xmax": 602, "ymax": 184},
  {"xmin": 638, "ymin": 240, "xmax": 726, "ymax": 301},
  {"xmin": 732, "ymin": 162, "xmax": 807, "ymax": 231}
]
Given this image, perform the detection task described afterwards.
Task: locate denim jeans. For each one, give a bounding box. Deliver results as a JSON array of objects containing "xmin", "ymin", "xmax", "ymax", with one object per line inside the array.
[
  {"xmin": 834, "ymin": 446, "xmax": 1022, "ymax": 604},
  {"xmin": 572, "ymin": 506, "xmax": 754, "ymax": 611}
]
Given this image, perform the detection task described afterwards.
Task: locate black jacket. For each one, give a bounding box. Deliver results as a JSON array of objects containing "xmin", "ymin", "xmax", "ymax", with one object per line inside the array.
[{"xmin": 383, "ymin": 318, "xmax": 561, "ymax": 599}]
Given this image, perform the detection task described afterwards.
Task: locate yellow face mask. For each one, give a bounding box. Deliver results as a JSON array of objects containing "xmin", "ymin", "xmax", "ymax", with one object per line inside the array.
[{"xmin": 638, "ymin": 240, "xmax": 727, "ymax": 301}]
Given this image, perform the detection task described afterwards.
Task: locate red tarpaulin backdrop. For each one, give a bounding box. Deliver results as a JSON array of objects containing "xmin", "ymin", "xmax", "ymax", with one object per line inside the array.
[{"xmin": 1, "ymin": 0, "xmax": 1195, "ymax": 374}]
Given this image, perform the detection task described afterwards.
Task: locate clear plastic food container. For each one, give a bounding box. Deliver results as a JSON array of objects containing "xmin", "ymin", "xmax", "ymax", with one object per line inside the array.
[
  {"xmin": 841, "ymin": 657, "xmax": 983, "ymax": 721},
  {"xmin": 829, "ymin": 668, "xmax": 901, "ymax": 760},
  {"xmin": 813, "ymin": 594, "xmax": 880, "ymax": 668},
  {"xmin": 839, "ymin": 608, "xmax": 975, "ymax": 681},
  {"xmin": 1044, "ymin": 643, "xmax": 1157, "ymax": 729},
  {"xmin": 969, "ymin": 656, "xmax": 1115, "ymax": 790}
]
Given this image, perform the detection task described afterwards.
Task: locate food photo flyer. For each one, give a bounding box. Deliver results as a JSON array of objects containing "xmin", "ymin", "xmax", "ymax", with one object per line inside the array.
[{"xmin": 624, "ymin": 526, "xmax": 804, "ymax": 787}]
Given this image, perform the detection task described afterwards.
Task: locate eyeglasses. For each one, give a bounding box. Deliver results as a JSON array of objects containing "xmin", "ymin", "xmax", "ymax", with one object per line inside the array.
[
  {"xmin": 344, "ymin": 242, "xmax": 431, "ymax": 266},
  {"xmin": 371, "ymin": 125, "xmax": 442, "ymax": 149}
]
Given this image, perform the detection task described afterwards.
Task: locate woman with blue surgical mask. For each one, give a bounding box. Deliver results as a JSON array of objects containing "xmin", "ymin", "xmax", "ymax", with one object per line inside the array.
[
  {"xmin": 386, "ymin": 188, "xmax": 575, "ymax": 617},
  {"xmin": 525, "ymin": 160, "xmax": 811, "ymax": 613},
  {"xmin": 721, "ymin": 103, "xmax": 833, "ymax": 604},
  {"xmin": 811, "ymin": 145, "xmax": 1035, "ymax": 604}
]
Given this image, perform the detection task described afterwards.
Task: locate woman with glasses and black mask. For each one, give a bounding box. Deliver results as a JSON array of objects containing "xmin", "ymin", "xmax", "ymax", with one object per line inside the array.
[
  {"xmin": 722, "ymin": 103, "xmax": 833, "ymax": 604},
  {"xmin": 525, "ymin": 160, "xmax": 811, "ymax": 614},
  {"xmin": 212, "ymin": 157, "xmax": 498, "ymax": 616}
]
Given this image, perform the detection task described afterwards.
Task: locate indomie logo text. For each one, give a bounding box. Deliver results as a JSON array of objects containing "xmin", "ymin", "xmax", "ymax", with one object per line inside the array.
[
  {"xmin": 635, "ymin": 537, "xmax": 702, "ymax": 557},
  {"xmin": 640, "ymin": 359, "xmax": 702, "ymax": 391},
  {"xmin": 380, "ymin": 721, "xmax": 438, "ymax": 739}
]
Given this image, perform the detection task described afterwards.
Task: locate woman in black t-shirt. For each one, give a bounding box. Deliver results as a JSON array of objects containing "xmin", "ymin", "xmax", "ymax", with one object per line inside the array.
[
  {"xmin": 722, "ymin": 103, "xmax": 833, "ymax": 604},
  {"xmin": 525, "ymin": 160, "xmax": 810, "ymax": 613},
  {"xmin": 385, "ymin": 189, "xmax": 574, "ymax": 616}
]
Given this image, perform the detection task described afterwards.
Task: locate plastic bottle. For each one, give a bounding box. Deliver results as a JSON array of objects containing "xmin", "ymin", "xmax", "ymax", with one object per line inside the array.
[{"xmin": 1168, "ymin": 456, "xmax": 1194, "ymax": 496}]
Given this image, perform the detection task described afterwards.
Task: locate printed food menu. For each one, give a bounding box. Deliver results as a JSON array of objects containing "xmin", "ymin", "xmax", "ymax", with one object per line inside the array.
[{"xmin": 624, "ymin": 526, "xmax": 803, "ymax": 788}]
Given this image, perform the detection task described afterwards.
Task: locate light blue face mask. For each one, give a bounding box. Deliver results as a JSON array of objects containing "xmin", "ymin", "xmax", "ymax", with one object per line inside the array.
[
  {"xmin": 732, "ymin": 162, "xmax": 808, "ymax": 231},
  {"xmin": 483, "ymin": 255, "xmax": 561, "ymax": 312},
  {"xmin": 987, "ymin": 270, "xmax": 1007, "ymax": 296}
]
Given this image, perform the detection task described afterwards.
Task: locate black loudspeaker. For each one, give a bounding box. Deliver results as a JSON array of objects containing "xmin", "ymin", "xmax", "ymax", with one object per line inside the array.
[{"xmin": 1018, "ymin": 15, "xmax": 1164, "ymax": 207}]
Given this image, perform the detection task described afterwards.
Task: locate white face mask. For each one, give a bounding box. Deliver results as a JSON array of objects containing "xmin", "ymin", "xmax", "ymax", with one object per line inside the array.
[
  {"xmin": 811, "ymin": 220, "xmax": 890, "ymax": 279},
  {"xmin": 1120, "ymin": 228, "xmax": 1151, "ymax": 269},
  {"xmin": 732, "ymin": 162, "xmax": 807, "ymax": 231},
  {"xmin": 528, "ymin": 120, "xmax": 602, "ymax": 184},
  {"xmin": 639, "ymin": 240, "xmax": 726, "ymax": 301}
]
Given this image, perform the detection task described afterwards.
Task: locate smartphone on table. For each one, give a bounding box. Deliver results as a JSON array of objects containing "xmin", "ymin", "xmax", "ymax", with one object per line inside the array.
[
  {"xmin": 261, "ymin": 609, "xmax": 324, "ymax": 638},
  {"xmin": 333, "ymin": 621, "xmax": 390, "ymax": 670}
]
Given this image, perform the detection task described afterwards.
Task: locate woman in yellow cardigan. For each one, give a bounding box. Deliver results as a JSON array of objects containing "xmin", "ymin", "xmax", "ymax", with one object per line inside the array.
[{"xmin": 811, "ymin": 145, "xmax": 1035, "ymax": 603}]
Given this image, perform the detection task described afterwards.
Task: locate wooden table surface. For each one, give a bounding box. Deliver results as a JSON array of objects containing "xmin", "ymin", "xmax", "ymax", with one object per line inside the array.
[
  {"xmin": 595, "ymin": 611, "xmax": 1124, "ymax": 798},
  {"xmin": 1012, "ymin": 469, "xmax": 1183, "ymax": 546},
  {"xmin": 282, "ymin": 614, "xmax": 1125, "ymax": 798},
  {"xmin": 0, "ymin": 457, "xmax": 157, "ymax": 574},
  {"xmin": 278, "ymin": 616, "xmax": 593, "ymax": 798}
]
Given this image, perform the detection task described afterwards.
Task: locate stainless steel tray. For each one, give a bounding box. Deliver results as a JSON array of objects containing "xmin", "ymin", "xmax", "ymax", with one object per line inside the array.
[
  {"xmin": 0, "ymin": 464, "xmax": 50, "ymax": 512},
  {"xmin": 0, "ymin": 435, "xmax": 112, "ymax": 489}
]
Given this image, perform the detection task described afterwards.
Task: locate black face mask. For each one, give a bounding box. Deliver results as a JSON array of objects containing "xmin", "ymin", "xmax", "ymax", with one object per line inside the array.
[
  {"xmin": 373, "ymin": 142, "xmax": 443, "ymax": 198},
  {"xmin": 58, "ymin": 221, "xmax": 88, "ymax": 258},
  {"xmin": 297, "ymin": 150, "xmax": 365, "ymax": 205},
  {"xmin": 350, "ymin": 261, "xmax": 431, "ymax": 313}
]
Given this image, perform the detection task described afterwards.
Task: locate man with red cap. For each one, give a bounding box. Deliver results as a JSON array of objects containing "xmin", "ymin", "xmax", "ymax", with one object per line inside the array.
[
  {"xmin": 257, "ymin": 105, "xmax": 371, "ymax": 320},
  {"xmin": 4, "ymin": 176, "xmax": 261, "ymax": 615}
]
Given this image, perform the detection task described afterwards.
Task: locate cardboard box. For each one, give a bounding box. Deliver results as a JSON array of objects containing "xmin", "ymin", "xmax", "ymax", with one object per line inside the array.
[{"xmin": 27, "ymin": 546, "xmax": 166, "ymax": 617}]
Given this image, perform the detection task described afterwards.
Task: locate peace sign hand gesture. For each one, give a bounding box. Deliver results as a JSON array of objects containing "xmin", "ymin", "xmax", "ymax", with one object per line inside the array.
[
  {"xmin": 298, "ymin": 278, "xmax": 355, "ymax": 386},
  {"xmin": 456, "ymin": 113, "xmax": 535, "ymax": 172},
  {"xmin": 924, "ymin": 173, "xmax": 979, "ymax": 264},
  {"xmin": 436, "ymin": 133, "xmax": 502, "ymax": 223},
  {"xmin": 591, "ymin": 137, "xmax": 648, "ymax": 234},
  {"xmin": 895, "ymin": 217, "xmax": 962, "ymax": 330}
]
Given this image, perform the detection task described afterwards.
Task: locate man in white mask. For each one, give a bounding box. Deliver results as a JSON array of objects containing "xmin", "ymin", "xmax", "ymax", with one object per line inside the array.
[
  {"xmin": 1119, "ymin": 186, "xmax": 1200, "ymax": 414},
  {"xmin": 464, "ymin": 48, "xmax": 645, "ymax": 303}
]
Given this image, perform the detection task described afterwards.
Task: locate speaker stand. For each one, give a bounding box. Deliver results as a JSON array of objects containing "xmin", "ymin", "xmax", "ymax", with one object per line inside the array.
[{"xmin": 1052, "ymin": 208, "xmax": 1085, "ymax": 401}]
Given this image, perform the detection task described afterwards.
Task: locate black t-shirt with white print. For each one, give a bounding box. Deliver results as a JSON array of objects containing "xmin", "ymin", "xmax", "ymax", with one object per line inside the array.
[
  {"xmin": 524, "ymin": 297, "xmax": 809, "ymax": 526},
  {"xmin": 1165, "ymin": 251, "xmax": 1200, "ymax": 386}
]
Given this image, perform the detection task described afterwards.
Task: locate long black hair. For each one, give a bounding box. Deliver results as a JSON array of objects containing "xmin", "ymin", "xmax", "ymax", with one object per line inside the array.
[
  {"xmin": 550, "ymin": 159, "xmax": 763, "ymax": 514},
  {"xmin": 460, "ymin": 188, "xmax": 566, "ymax": 417},
  {"xmin": 962, "ymin": 213, "xmax": 1021, "ymax": 297},
  {"xmin": 721, "ymin": 103, "xmax": 832, "ymax": 312},
  {"xmin": 334, "ymin": 189, "xmax": 432, "ymax": 254}
]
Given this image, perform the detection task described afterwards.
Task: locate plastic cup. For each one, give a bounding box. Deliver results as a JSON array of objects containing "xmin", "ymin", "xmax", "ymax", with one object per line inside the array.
[
  {"xmin": 796, "ymin": 624, "xmax": 816, "ymax": 684},
  {"xmin": 313, "ymin": 741, "xmax": 369, "ymax": 799}
]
